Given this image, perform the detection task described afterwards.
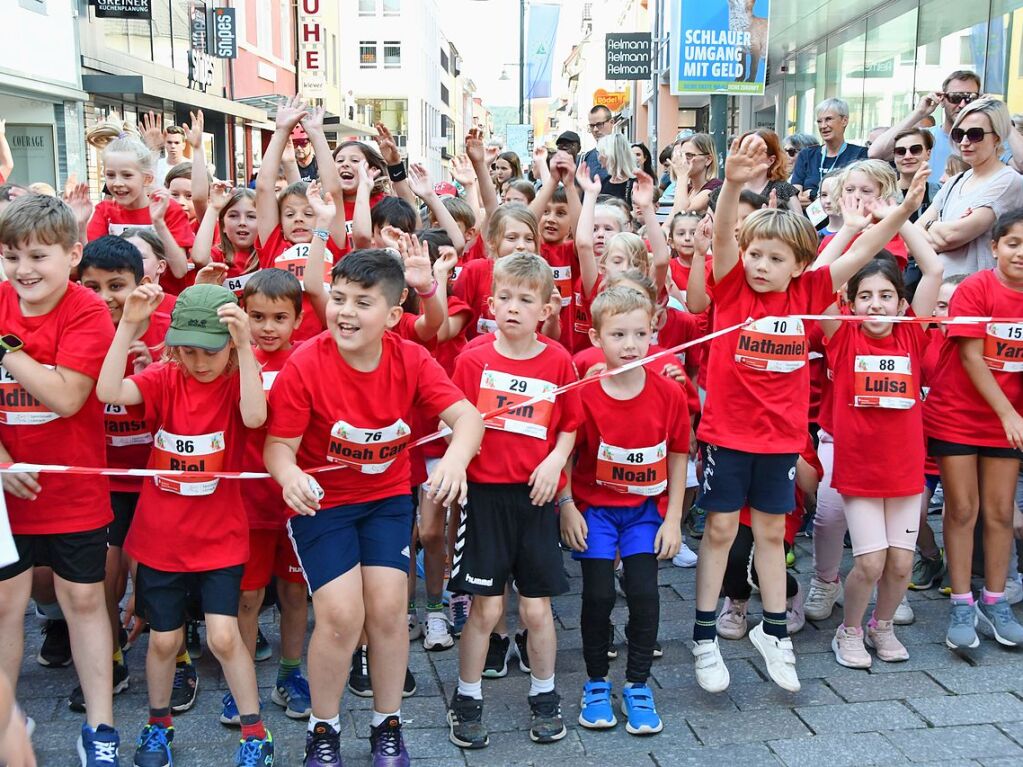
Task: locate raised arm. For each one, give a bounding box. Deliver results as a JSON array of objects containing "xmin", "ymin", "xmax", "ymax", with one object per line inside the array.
[
  {"xmin": 96, "ymin": 285, "xmax": 164, "ymax": 406},
  {"xmin": 575, "ymin": 163, "xmax": 602, "ymax": 295},
  {"xmin": 466, "ymin": 129, "xmax": 499, "ymax": 221},
  {"xmin": 375, "ymin": 123, "xmax": 418, "ymax": 217},
  {"xmin": 868, "ymin": 93, "xmax": 941, "ymax": 161},
  {"xmin": 713, "ymin": 135, "xmax": 771, "ymax": 281},
  {"xmin": 686, "ymin": 214, "xmax": 712, "ymax": 313},
  {"xmin": 256, "ymin": 96, "xmax": 308, "ymax": 243},
  {"xmin": 531, "ymin": 145, "xmax": 551, "ymax": 185},
  {"xmin": 219, "ymin": 303, "xmax": 266, "ymax": 428},
  {"xmin": 149, "ymin": 188, "xmax": 189, "ymax": 279},
  {"xmin": 634, "ymin": 170, "xmax": 669, "ymax": 293},
  {"xmin": 407, "ymin": 163, "xmax": 466, "ymax": 254},
  {"xmin": 191, "ymin": 181, "xmax": 231, "ymax": 267},
  {"xmin": 812, "ymin": 194, "xmax": 871, "ymax": 269},
  {"xmin": 302, "ymin": 181, "xmax": 335, "ymax": 324},
  {"xmin": 351, "ymin": 162, "xmax": 375, "ymax": 249},
  {"xmin": 399, "ymin": 233, "xmax": 446, "ymax": 342},
  {"xmin": 184, "ymin": 110, "xmax": 208, "ymax": 222}
]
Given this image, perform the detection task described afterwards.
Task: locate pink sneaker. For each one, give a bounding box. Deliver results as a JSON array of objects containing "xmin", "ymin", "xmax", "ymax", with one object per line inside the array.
[
  {"xmin": 716, "ymin": 598, "xmax": 749, "ymax": 640},
  {"xmin": 866, "ymin": 619, "xmax": 909, "ymax": 662},
  {"xmin": 832, "ymin": 624, "xmax": 871, "ymax": 669}
]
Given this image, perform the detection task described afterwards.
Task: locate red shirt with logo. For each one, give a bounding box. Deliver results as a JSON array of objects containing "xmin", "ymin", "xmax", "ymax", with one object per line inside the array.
[
  {"xmin": 87, "ymin": 199, "xmax": 195, "ymax": 250},
  {"xmin": 0, "ymin": 282, "xmax": 113, "ymax": 534},
  {"xmin": 452, "ymin": 258, "xmax": 498, "ymax": 341},
  {"xmin": 827, "ymin": 320, "xmax": 927, "ymax": 497},
  {"xmin": 452, "ymin": 339, "xmax": 581, "ymax": 485},
  {"xmin": 573, "ymin": 370, "xmax": 688, "ymax": 511},
  {"xmin": 925, "ymin": 269, "xmax": 1023, "ymax": 448},
  {"xmin": 268, "ymin": 332, "xmax": 464, "ymax": 508},
  {"xmin": 921, "ymin": 327, "xmax": 944, "ymax": 476},
  {"xmin": 697, "ymin": 261, "xmax": 836, "ymax": 454},
  {"xmin": 540, "ymin": 241, "xmax": 578, "ymax": 352}
]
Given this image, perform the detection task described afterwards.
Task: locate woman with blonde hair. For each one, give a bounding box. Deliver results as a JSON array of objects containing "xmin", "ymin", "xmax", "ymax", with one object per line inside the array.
[
  {"xmin": 667, "ymin": 132, "xmax": 721, "ymax": 214},
  {"xmin": 596, "ymin": 133, "xmax": 638, "ymax": 204}
]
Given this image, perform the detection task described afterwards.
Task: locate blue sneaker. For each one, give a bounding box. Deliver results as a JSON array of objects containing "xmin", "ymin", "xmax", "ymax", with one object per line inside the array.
[
  {"xmin": 685, "ymin": 505, "xmax": 707, "ymax": 538},
  {"xmin": 621, "ymin": 684, "xmax": 663, "ymax": 735},
  {"xmin": 578, "ymin": 679, "xmax": 616, "ymax": 729},
  {"xmin": 235, "ymin": 728, "xmax": 274, "ymax": 766},
  {"xmin": 221, "ymin": 691, "xmax": 240, "ymax": 726},
  {"xmin": 78, "ymin": 723, "xmax": 120, "ymax": 766},
  {"xmin": 133, "ymin": 723, "xmax": 173, "ymax": 767},
  {"xmin": 272, "ymin": 669, "xmax": 312, "ymax": 719}
]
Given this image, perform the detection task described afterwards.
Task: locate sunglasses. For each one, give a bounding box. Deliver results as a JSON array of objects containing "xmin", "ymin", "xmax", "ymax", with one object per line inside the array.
[
  {"xmin": 784, "ymin": 147, "xmax": 799, "ymax": 157},
  {"xmin": 292, "ymin": 139, "xmax": 310, "ymax": 148},
  {"xmin": 944, "ymin": 92, "xmax": 978, "ymax": 106},
  {"xmin": 950, "ymin": 127, "xmax": 994, "ymax": 144},
  {"xmin": 893, "ymin": 143, "xmax": 925, "ymax": 157}
]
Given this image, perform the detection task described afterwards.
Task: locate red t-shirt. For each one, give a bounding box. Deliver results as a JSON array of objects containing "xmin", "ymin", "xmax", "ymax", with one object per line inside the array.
[
  {"xmin": 126, "ymin": 362, "xmax": 250, "ymax": 571},
  {"xmin": 819, "ymin": 231, "xmax": 908, "ymax": 271},
  {"xmin": 738, "ymin": 435, "xmax": 823, "ymax": 544},
  {"xmin": 572, "ymin": 343, "xmax": 697, "ymax": 417},
  {"xmin": 240, "ymin": 346, "xmax": 294, "ymax": 530},
  {"xmin": 827, "ymin": 320, "xmax": 927, "ymax": 497},
  {"xmin": 464, "ymin": 235, "xmax": 488, "ymax": 262},
  {"xmin": 105, "ymin": 312, "xmax": 170, "ymax": 494},
  {"xmin": 925, "ymin": 269, "xmax": 1023, "ymax": 448},
  {"xmin": 0, "ymin": 283, "xmax": 113, "ymax": 534},
  {"xmin": 211, "ymin": 246, "xmax": 257, "ymax": 279},
  {"xmin": 87, "ymin": 199, "xmax": 195, "ymax": 249},
  {"xmin": 573, "ymin": 370, "xmax": 688, "ymax": 511},
  {"xmin": 157, "ymin": 292, "xmax": 177, "ymax": 315},
  {"xmin": 571, "ymin": 275, "xmax": 603, "ymax": 352},
  {"xmin": 452, "ymin": 258, "xmax": 497, "ymax": 341},
  {"xmin": 268, "ymin": 332, "xmax": 464, "ymax": 508},
  {"xmin": 697, "ymin": 261, "xmax": 836, "ymax": 454},
  {"xmin": 540, "ymin": 241, "xmax": 578, "ymax": 352},
  {"xmin": 452, "ymin": 339, "xmax": 581, "ymax": 485},
  {"xmin": 807, "ymin": 321, "xmax": 827, "ymax": 427},
  {"xmin": 921, "ymin": 327, "xmax": 944, "ymax": 476}
]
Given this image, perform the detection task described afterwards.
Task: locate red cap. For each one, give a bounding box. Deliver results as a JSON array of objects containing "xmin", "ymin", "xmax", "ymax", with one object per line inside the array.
[
  {"xmin": 434, "ymin": 181, "xmax": 458, "ymax": 199},
  {"xmin": 290, "ymin": 124, "xmax": 309, "ymax": 142}
]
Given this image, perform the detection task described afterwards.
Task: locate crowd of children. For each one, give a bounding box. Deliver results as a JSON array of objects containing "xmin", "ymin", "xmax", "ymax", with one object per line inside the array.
[{"xmin": 1, "ymin": 95, "xmax": 1023, "ymax": 767}]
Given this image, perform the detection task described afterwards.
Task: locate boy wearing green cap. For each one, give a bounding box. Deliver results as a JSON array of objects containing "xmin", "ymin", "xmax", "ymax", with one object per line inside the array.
[{"xmin": 97, "ymin": 282, "xmax": 274, "ymax": 767}]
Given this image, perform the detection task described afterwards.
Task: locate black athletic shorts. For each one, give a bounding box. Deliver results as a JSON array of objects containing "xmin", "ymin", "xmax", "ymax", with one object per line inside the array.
[
  {"xmin": 0, "ymin": 526, "xmax": 107, "ymax": 584},
  {"xmin": 135, "ymin": 563, "xmax": 243, "ymax": 632}
]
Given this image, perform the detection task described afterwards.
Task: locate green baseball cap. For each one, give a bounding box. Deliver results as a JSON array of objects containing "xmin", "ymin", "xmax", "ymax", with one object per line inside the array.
[{"xmin": 165, "ymin": 284, "xmax": 239, "ymax": 351}]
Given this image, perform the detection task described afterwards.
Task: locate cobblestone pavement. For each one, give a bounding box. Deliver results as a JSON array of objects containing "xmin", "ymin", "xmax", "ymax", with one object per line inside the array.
[{"xmin": 19, "ymin": 518, "xmax": 1023, "ymax": 766}]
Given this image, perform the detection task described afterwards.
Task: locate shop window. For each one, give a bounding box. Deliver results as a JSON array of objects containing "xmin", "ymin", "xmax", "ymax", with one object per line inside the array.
[
  {"xmin": 959, "ymin": 35, "xmax": 975, "ymax": 66},
  {"xmin": 256, "ymin": 0, "xmax": 271, "ymax": 50},
  {"xmin": 359, "ymin": 0, "xmax": 375, "ymax": 15},
  {"xmin": 916, "ymin": 0, "xmax": 991, "ymax": 91},
  {"xmin": 360, "ymin": 41, "xmax": 377, "ymax": 68},
  {"xmin": 383, "ymin": 0, "xmax": 400, "ymax": 15},
  {"xmin": 824, "ymin": 18, "xmax": 867, "ymax": 140},
  {"xmin": 384, "ymin": 41, "xmax": 401, "ymax": 68},
  {"xmin": 862, "ymin": 0, "xmax": 918, "ymax": 137}
]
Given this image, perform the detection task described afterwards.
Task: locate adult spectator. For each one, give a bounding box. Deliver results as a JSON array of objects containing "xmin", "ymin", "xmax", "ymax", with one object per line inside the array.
[
  {"xmin": 866, "ymin": 126, "xmax": 890, "ymax": 149},
  {"xmin": 139, "ymin": 112, "xmax": 188, "ymax": 187},
  {"xmin": 595, "ymin": 133, "xmax": 638, "ymax": 203},
  {"xmin": 791, "ymin": 98, "xmax": 868, "ymax": 204},
  {"xmin": 631, "ymin": 142, "xmax": 655, "ymax": 178},
  {"xmin": 0, "ymin": 120, "xmax": 12, "ymax": 184},
  {"xmin": 581, "ymin": 105, "xmax": 614, "ymax": 188},
  {"xmin": 868, "ymin": 70, "xmax": 981, "ymax": 174},
  {"xmin": 664, "ymin": 132, "xmax": 721, "ymax": 214},
  {"xmin": 708, "ymin": 129, "xmax": 800, "ymax": 213},
  {"xmin": 291, "ymin": 123, "xmax": 318, "ymax": 181},
  {"xmin": 1014, "ymin": 113, "xmax": 1023, "ymax": 136},
  {"xmin": 892, "ymin": 127, "xmax": 939, "ymax": 222},
  {"xmin": 555, "ymin": 130, "xmax": 581, "ymax": 162},
  {"xmin": 657, "ymin": 144, "xmax": 674, "ymax": 189},
  {"xmin": 916, "ymin": 98, "xmax": 1023, "ymax": 276}
]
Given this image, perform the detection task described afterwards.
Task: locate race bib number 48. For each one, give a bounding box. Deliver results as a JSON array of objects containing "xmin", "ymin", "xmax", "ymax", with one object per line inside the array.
[
  {"xmin": 476, "ymin": 369, "xmax": 556, "ymax": 440},
  {"xmin": 853, "ymin": 355, "xmax": 915, "ymax": 409},
  {"xmin": 595, "ymin": 440, "xmax": 668, "ymax": 496},
  {"xmin": 736, "ymin": 317, "xmax": 806, "ymax": 373},
  {"xmin": 327, "ymin": 419, "xmax": 410, "ymax": 474},
  {"xmin": 152, "ymin": 429, "xmax": 225, "ymax": 496},
  {"xmin": 984, "ymin": 323, "xmax": 1023, "ymax": 372}
]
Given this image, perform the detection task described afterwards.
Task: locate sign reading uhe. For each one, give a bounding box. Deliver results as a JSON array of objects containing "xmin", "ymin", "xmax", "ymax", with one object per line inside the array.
[{"xmin": 606, "ymin": 33, "xmax": 652, "ymax": 80}]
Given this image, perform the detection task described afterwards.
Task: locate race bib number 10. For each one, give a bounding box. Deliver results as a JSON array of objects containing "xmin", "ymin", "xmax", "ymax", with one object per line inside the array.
[{"xmin": 736, "ymin": 317, "xmax": 806, "ymax": 373}]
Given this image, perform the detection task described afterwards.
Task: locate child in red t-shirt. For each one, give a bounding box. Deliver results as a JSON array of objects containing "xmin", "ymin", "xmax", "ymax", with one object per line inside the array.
[
  {"xmin": 192, "ymin": 184, "xmax": 260, "ymax": 290},
  {"xmin": 560, "ymin": 286, "xmax": 686, "ymax": 736},
  {"xmin": 265, "ymin": 249, "xmax": 483, "ymax": 766},
  {"xmin": 120, "ymin": 228, "xmax": 180, "ymax": 314},
  {"xmin": 690, "ymin": 134, "xmax": 930, "ymax": 695},
  {"xmin": 0, "ymin": 194, "xmax": 120, "ymax": 762},
  {"xmin": 78, "ymin": 236, "xmax": 170, "ymax": 713},
  {"xmin": 97, "ymin": 283, "xmax": 272, "ymax": 765},
  {"xmin": 446, "ymin": 254, "xmax": 580, "ymax": 750},
  {"xmin": 926, "ymin": 209, "xmax": 1023, "ymax": 650}
]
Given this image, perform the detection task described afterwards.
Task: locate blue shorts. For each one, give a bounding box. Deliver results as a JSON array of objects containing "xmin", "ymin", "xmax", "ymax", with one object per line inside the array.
[
  {"xmin": 287, "ymin": 494, "xmax": 413, "ymax": 593},
  {"xmin": 925, "ymin": 473, "xmax": 940, "ymax": 495},
  {"xmin": 574, "ymin": 499, "xmax": 662, "ymax": 560},
  {"xmin": 698, "ymin": 444, "xmax": 797, "ymax": 515}
]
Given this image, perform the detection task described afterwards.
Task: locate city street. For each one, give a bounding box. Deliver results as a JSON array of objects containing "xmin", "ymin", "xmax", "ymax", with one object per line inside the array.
[{"xmin": 19, "ymin": 520, "xmax": 1023, "ymax": 767}]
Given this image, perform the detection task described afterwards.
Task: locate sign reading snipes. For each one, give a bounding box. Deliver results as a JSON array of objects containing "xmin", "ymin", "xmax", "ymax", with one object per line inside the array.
[{"xmin": 671, "ymin": 0, "xmax": 770, "ymax": 95}]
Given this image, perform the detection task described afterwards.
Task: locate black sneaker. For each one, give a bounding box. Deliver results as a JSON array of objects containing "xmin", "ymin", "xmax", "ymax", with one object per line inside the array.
[
  {"xmin": 514, "ymin": 631, "xmax": 531, "ymax": 673},
  {"xmin": 652, "ymin": 640, "xmax": 663, "ymax": 658},
  {"xmin": 447, "ymin": 692, "xmax": 489, "ymax": 749},
  {"xmin": 37, "ymin": 619, "xmax": 72, "ymax": 667},
  {"xmin": 304, "ymin": 720, "xmax": 341, "ymax": 765},
  {"xmin": 607, "ymin": 624, "xmax": 618, "ymax": 660},
  {"xmin": 69, "ymin": 661, "xmax": 130, "ymax": 712},
  {"xmin": 185, "ymin": 620, "xmax": 203, "ymax": 659},
  {"xmin": 482, "ymin": 633, "xmax": 510, "ymax": 678},
  {"xmin": 528, "ymin": 690, "xmax": 567, "ymax": 743},
  {"xmin": 254, "ymin": 627, "xmax": 272, "ymax": 662},
  {"xmin": 119, "ymin": 626, "xmax": 131, "ymax": 653},
  {"xmin": 347, "ymin": 646, "xmax": 372, "ymax": 697},
  {"xmin": 169, "ymin": 660, "xmax": 199, "ymax": 713},
  {"xmin": 403, "ymin": 666, "xmax": 416, "ymax": 698}
]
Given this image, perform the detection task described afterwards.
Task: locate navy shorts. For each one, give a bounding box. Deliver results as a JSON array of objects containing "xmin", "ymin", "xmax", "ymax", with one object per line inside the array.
[
  {"xmin": 925, "ymin": 473, "xmax": 940, "ymax": 495},
  {"xmin": 574, "ymin": 499, "xmax": 662, "ymax": 560},
  {"xmin": 135, "ymin": 563, "xmax": 243, "ymax": 632},
  {"xmin": 287, "ymin": 494, "xmax": 413, "ymax": 593},
  {"xmin": 698, "ymin": 443, "xmax": 797, "ymax": 515}
]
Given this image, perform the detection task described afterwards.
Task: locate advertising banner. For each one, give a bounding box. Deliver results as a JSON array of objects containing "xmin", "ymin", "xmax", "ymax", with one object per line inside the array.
[
  {"xmin": 526, "ymin": 4, "xmax": 560, "ymax": 99},
  {"xmin": 672, "ymin": 0, "xmax": 770, "ymax": 95}
]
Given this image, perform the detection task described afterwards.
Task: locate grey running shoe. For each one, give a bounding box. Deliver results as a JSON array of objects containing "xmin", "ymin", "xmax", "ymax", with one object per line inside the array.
[
  {"xmin": 909, "ymin": 552, "xmax": 945, "ymax": 590},
  {"xmin": 946, "ymin": 600, "xmax": 979, "ymax": 650},
  {"xmin": 976, "ymin": 599, "xmax": 1023, "ymax": 646}
]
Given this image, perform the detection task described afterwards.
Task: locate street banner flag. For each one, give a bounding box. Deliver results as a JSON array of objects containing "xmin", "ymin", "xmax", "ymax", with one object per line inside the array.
[
  {"xmin": 526, "ymin": 3, "xmax": 561, "ymax": 100},
  {"xmin": 672, "ymin": 0, "xmax": 770, "ymax": 95}
]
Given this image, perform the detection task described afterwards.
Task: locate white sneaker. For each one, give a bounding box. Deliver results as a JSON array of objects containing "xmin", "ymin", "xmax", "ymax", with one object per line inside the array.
[
  {"xmin": 1006, "ymin": 575, "xmax": 1023, "ymax": 606},
  {"xmin": 672, "ymin": 541, "xmax": 698, "ymax": 568},
  {"xmin": 408, "ymin": 609, "xmax": 423, "ymax": 642},
  {"xmin": 787, "ymin": 580, "xmax": 806, "ymax": 635},
  {"xmin": 749, "ymin": 622, "xmax": 801, "ymax": 692},
  {"xmin": 691, "ymin": 638, "xmax": 730, "ymax": 692},
  {"xmin": 804, "ymin": 576, "xmax": 843, "ymax": 621},
  {"xmin": 422, "ymin": 611, "xmax": 454, "ymax": 651},
  {"xmin": 893, "ymin": 595, "xmax": 915, "ymax": 626}
]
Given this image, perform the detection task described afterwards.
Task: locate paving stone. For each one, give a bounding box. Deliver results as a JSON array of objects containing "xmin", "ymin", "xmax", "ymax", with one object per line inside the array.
[
  {"xmin": 649, "ymin": 741, "xmax": 782, "ymax": 767},
  {"xmin": 825, "ymin": 670, "xmax": 949, "ymax": 702},
  {"xmin": 884, "ymin": 724, "xmax": 1023, "ymax": 762},
  {"xmin": 906, "ymin": 693, "xmax": 1023, "ymax": 726},
  {"xmin": 926, "ymin": 665, "xmax": 1023, "ymax": 695},
  {"xmin": 685, "ymin": 707, "xmax": 811, "ymax": 745},
  {"xmin": 728, "ymin": 677, "xmax": 844, "ymax": 711},
  {"xmin": 794, "ymin": 700, "xmax": 925, "ymax": 734},
  {"xmin": 767, "ymin": 731, "xmax": 902, "ymax": 767}
]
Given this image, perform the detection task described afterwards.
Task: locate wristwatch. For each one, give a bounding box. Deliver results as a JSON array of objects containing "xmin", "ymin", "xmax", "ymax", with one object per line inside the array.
[{"xmin": 0, "ymin": 333, "xmax": 24, "ymax": 365}]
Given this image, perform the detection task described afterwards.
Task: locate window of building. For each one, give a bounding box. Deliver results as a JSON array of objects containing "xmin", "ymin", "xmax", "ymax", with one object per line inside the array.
[
  {"xmin": 331, "ymin": 33, "xmax": 338, "ymax": 85},
  {"xmin": 383, "ymin": 0, "xmax": 400, "ymax": 15},
  {"xmin": 256, "ymin": 0, "xmax": 272, "ymax": 50},
  {"xmin": 234, "ymin": 0, "xmax": 247, "ymax": 46},
  {"xmin": 360, "ymin": 40, "xmax": 377, "ymax": 68},
  {"xmin": 441, "ymin": 83, "xmax": 449, "ymax": 105},
  {"xmin": 280, "ymin": 0, "xmax": 291, "ymax": 60},
  {"xmin": 440, "ymin": 48, "xmax": 449, "ymax": 73},
  {"xmin": 359, "ymin": 0, "xmax": 375, "ymax": 15},
  {"xmin": 384, "ymin": 41, "xmax": 401, "ymax": 68}
]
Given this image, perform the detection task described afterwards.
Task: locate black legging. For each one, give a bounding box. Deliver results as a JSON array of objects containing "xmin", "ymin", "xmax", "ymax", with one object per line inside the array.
[
  {"xmin": 723, "ymin": 525, "xmax": 798, "ymax": 600},
  {"xmin": 579, "ymin": 554, "xmax": 659, "ymax": 683}
]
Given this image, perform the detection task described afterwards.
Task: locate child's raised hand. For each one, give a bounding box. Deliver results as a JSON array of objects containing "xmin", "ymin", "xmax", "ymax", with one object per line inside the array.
[
  {"xmin": 397, "ymin": 233, "xmax": 434, "ymax": 292},
  {"xmin": 406, "ymin": 162, "xmax": 434, "ymax": 200},
  {"xmin": 484, "ymin": 144, "xmax": 500, "ymax": 166},
  {"xmin": 632, "ymin": 170, "xmax": 655, "ymax": 209},
  {"xmin": 839, "ymin": 193, "xmax": 871, "ymax": 231},
  {"xmin": 654, "ymin": 518, "xmax": 682, "ymax": 560},
  {"xmin": 275, "ymin": 95, "xmax": 308, "ymax": 132},
  {"xmin": 138, "ymin": 111, "xmax": 164, "ymax": 151},
  {"xmin": 65, "ymin": 182, "xmax": 93, "ymax": 226},
  {"xmin": 450, "ymin": 154, "xmax": 476, "ymax": 186},
  {"xmin": 465, "ymin": 129, "xmax": 485, "ymax": 164},
  {"xmin": 576, "ymin": 163, "xmax": 602, "ymax": 195},
  {"xmin": 218, "ymin": 302, "xmax": 251, "ymax": 347},
  {"xmin": 208, "ymin": 180, "xmax": 233, "ymax": 212},
  {"xmin": 194, "ymin": 262, "xmax": 229, "ymax": 286},
  {"xmin": 122, "ymin": 284, "xmax": 164, "ymax": 324},
  {"xmin": 355, "ymin": 160, "xmax": 375, "ymax": 197},
  {"xmin": 306, "ymin": 180, "xmax": 336, "ymax": 226},
  {"xmin": 183, "ymin": 110, "xmax": 204, "ymax": 149},
  {"xmin": 379, "ymin": 224, "xmax": 402, "ymax": 251},
  {"xmin": 148, "ymin": 188, "xmax": 170, "ymax": 222},
  {"xmin": 724, "ymin": 134, "xmax": 770, "ymax": 184},
  {"xmin": 375, "ymin": 123, "xmax": 402, "ymax": 165},
  {"xmin": 281, "ymin": 139, "xmax": 297, "ymax": 165},
  {"xmin": 433, "ymin": 249, "xmax": 459, "ymax": 281},
  {"xmin": 533, "ymin": 145, "xmax": 548, "ymax": 165},
  {"xmin": 694, "ymin": 213, "xmax": 713, "ymax": 255},
  {"xmin": 302, "ymin": 105, "xmax": 326, "ymax": 134},
  {"xmin": 552, "ymin": 150, "xmax": 575, "ymax": 180}
]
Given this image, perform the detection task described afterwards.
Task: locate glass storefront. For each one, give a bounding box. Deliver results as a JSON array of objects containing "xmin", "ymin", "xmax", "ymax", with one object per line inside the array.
[{"xmin": 778, "ymin": 0, "xmax": 1023, "ymax": 140}]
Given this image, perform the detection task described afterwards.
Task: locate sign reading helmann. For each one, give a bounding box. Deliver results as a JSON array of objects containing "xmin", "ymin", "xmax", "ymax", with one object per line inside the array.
[{"xmin": 606, "ymin": 33, "xmax": 651, "ymax": 80}]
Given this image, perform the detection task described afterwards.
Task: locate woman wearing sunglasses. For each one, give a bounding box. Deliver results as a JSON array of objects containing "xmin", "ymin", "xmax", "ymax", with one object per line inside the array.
[
  {"xmin": 893, "ymin": 128, "xmax": 937, "ymax": 223},
  {"xmin": 916, "ymin": 98, "xmax": 1023, "ymax": 277}
]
